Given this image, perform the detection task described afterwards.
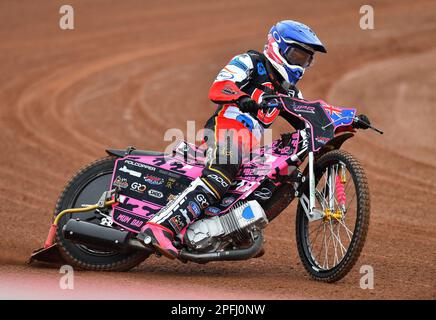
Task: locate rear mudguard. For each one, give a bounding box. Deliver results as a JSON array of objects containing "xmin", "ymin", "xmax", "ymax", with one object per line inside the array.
[{"xmin": 106, "ymin": 148, "xmax": 164, "ymax": 158}]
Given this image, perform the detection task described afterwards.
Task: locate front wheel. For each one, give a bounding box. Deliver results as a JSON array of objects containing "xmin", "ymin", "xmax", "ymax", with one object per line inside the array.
[
  {"xmin": 296, "ymin": 150, "xmax": 370, "ymax": 282},
  {"xmin": 55, "ymin": 156, "xmax": 150, "ymax": 271}
]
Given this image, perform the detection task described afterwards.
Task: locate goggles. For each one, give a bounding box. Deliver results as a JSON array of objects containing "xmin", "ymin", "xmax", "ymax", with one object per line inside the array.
[{"xmin": 283, "ymin": 44, "xmax": 314, "ymax": 68}]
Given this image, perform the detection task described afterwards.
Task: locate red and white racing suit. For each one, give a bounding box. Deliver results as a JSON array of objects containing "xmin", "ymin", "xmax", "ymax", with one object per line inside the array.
[{"xmin": 200, "ymin": 50, "xmax": 303, "ymax": 200}]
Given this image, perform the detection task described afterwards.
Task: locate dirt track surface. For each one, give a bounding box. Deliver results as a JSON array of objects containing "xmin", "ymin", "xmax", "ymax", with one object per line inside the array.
[{"xmin": 0, "ymin": 0, "xmax": 435, "ymax": 299}]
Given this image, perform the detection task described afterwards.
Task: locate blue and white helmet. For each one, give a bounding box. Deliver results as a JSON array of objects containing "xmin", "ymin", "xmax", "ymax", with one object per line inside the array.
[{"xmin": 264, "ymin": 20, "xmax": 326, "ymax": 87}]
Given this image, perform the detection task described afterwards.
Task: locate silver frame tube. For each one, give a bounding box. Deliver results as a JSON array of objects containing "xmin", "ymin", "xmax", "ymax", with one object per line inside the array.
[{"xmin": 308, "ymin": 151, "xmax": 316, "ymax": 211}]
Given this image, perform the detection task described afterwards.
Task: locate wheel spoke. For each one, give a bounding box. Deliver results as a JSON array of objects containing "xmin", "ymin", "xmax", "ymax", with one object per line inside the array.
[
  {"xmin": 346, "ymin": 191, "xmax": 357, "ymax": 212},
  {"xmin": 324, "ymin": 222, "xmax": 333, "ymax": 269},
  {"xmin": 309, "ymin": 222, "xmax": 324, "ymax": 263},
  {"xmin": 316, "ymin": 223, "xmax": 327, "ymax": 268},
  {"xmin": 336, "ymin": 217, "xmax": 354, "ymax": 241},
  {"xmin": 329, "ymin": 220, "xmax": 339, "ymax": 265},
  {"xmin": 322, "ymin": 171, "xmax": 328, "ymax": 201},
  {"xmin": 335, "ymin": 222, "xmax": 346, "ymax": 258},
  {"xmin": 308, "ymin": 221, "xmax": 324, "ymax": 238},
  {"xmin": 323, "ymin": 223, "xmax": 328, "ymax": 269},
  {"xmin": 330, "ymin": 221, "xmax": 347, "ymax": 259},
  {"xmin": 316, "ymin": 190, "xmax": 328, "ymax": 210}
]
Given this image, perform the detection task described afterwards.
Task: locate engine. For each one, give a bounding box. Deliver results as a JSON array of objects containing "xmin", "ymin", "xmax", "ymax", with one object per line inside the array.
[{"xmin": 184, "ymin": 200, "xmax": 268, "ymax": 252}]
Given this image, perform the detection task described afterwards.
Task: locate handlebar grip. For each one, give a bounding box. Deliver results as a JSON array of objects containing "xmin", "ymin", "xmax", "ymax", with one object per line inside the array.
[{"xmin": 260, "ymin": 98, "xmax": 281, "ymax": 110}]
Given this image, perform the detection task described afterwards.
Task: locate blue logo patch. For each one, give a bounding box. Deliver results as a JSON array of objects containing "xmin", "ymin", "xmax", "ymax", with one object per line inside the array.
[
  {"xmin": 242, "ymin": 206, "xmax": 255, "ymax": 220},
  {"xmin": 205, "ymin": 206, "xmax": 221, "ymax": 216},
  {"xmin": 188, "ymin": 201, "xmax": 201, "ymax": 216},
  {"xmin": 236, "ymin": 114, "xmax": 254, "ymax": 131},
  {"xmin": 257, "ymin": 62, "xmax": 266, "ymax": 75}
]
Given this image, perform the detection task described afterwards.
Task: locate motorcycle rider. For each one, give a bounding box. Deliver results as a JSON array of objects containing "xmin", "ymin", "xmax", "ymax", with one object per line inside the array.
[{"xmin": 138, "ymin": 20, "xmax": 327, "ymax": 259}]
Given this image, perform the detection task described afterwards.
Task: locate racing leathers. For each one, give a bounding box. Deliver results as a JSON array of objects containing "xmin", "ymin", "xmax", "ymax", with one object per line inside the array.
[{"xmin": 139, "ymin": 50, "xmax": 303, "ymax": 259}]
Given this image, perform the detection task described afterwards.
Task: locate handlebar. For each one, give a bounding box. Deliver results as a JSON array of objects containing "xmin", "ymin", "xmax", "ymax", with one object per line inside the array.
[
  {"xmin": 260, "ymin": 95, "xmax": 384, "ymax": 135},
  {"xmin": 259, "ymin": 95, "xmax": 285, "ymax": 110},
  {"xmin": 353, "ymin": 115, "xmax": 384, "ymax": 134}
]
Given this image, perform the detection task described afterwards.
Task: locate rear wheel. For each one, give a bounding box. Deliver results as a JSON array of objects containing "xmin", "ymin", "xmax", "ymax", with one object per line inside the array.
[
  {"xmin": 296, "ymin": 150, "xmax": 370, "ymax": 282},
  {"xmin": 55, "ymin": 156, "xmax": 150, "ymax": 271}
]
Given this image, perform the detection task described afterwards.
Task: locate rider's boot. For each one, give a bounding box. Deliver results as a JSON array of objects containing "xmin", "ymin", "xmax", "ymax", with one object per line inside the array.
[{"xmin": 138, "ymin": 178, "xmax": 217, "ymax": 259}]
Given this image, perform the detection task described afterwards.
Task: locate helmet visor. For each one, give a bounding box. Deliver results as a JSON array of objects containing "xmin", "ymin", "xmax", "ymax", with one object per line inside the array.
[{"xmin": 283, "ymin": 46, "xmax": 314, "ymax": 68}]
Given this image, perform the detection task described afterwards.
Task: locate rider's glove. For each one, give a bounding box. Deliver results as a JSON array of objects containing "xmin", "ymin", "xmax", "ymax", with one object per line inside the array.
[
  {"xmin": 237, "ymin": 96, "xmax": 260, "ymax": 113},
  {"xmin": 354, "ymin": 114, "xmax": 371, "ymax": 129}
]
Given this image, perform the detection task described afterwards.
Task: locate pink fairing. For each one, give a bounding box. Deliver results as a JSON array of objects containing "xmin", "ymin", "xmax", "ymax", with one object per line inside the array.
[
  {"xmin": 109, "ymin": 137, "xmax": 301, "ymax": 231},
  {"xmin": 336, "ymin": 175, "xmax": 346, "ymax": 206},
  {"xmin": 129, "ymin": 154, "xmax": 204, "ymax": 179},
  {"xmin": 121, "ymin": 196, "xmax": 160, "ymax": 217}
]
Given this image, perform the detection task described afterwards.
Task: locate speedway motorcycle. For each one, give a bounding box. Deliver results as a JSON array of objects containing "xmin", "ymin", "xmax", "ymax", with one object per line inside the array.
[{"xmin": 30, "ymin": 95, "xmax": 382, "ymax": 283}]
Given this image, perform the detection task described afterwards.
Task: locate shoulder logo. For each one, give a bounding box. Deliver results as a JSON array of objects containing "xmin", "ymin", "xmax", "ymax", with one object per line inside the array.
[
  {"xmin": 229, "ymin": 57, "xmax": 248, "ymax": 72},
  {"xmin": 257, "ymin": 62, "xmax": 266, "ymax": 75}
]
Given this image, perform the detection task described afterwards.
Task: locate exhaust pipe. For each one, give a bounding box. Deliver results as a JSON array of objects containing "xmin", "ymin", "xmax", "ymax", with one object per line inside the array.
[
  {"xmin": 62, "ymin": 219, "xmax": 151, "ymax": 253},
  {"xmin": 63, "ymin": 219, "xmax": 263, "ymax": 263},
  {"xmin": 178, "ymin": 232, "xmax": 264, "ymax": 263}
]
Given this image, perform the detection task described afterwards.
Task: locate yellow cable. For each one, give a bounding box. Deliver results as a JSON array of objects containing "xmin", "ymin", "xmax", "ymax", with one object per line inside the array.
[
  {"xmin": 201, "ymin": 178, "xmax": 221, "ymax": 200},
  {"xmin": 53, "ymin": 199, "xmax": 116, "ymax": 226}
]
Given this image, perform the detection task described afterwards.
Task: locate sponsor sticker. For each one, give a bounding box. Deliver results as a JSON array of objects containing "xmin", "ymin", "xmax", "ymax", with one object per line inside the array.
[
  {"xmin": 143, "ymin": 175, "xmax": 164, "ymax": 185},
  {"xmin": 166, "ymin": 177, "xmax": 176, "ymax": 189},
  {"xmin": 167, "ymin": 194, "xmax": 177, "ymax": 202},
  {"xmin": 119, "ymin": 165, "xmax": 141, "ymax": 178},
  {"xmin": 217, "ymin": 71, "xmax": 234, "ymax": 81},
  {"xmin": 221, "ymin": 85, "xmax": 237, "ymax": 95},
  {"xmin": 195, "ymin": 194, "xmax": 210, "ymax": 209},
  {"xmin": 188, "ymin": 201, "xmax": 201, "ymax": 216},
  {"xmin": 254, "ymin": 188, "xmax": 273, "ymax": 200},
  {"xmin": 125, "ymin": 160, "xmax": 156, "ymax": 171},
  {"xmin": 130, "ymin": 182, "xmax": 147, "ymax": 193},
  {"xmin": 293, "ymin": 105, "xmax": 315, "ymax": 114},
  {"xmin": 169, "ymin": 215, "xmax": 185, "ymax": 232},
  {"xmin": 113, "ymin": 176, "xmax": 128, "ymax": 189},
  {"xmin": 113, "ymin": 209, "xmax": 147, "ymax": 231},
  {"xmin": 315, "ymin": 136, "xmax": 329, "ymax": 145},
  {"xmin": 158, "ymin": 169, "xmax": 181, "ymax": 180},
  {"xmin": 205, "ymin": 206, "xmax": 221, "ymax": 216},
  {"xmin": 234, "ymin": 180, "xmax": 256, "ymax": 193},
  {"xmin": 178, "ymin": 209, "xmax": 191, "ymax": 224},
  {"xmin": 148, "ymin": 189, "xmax": 163, "ymax": 199},
  {"xmin": 221, "ymin": 196, "xmax": 235, "ymax": 207}
]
